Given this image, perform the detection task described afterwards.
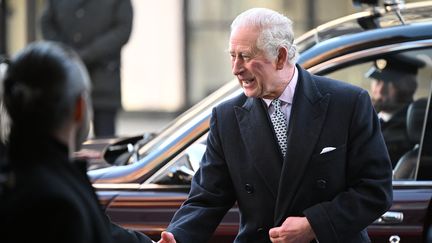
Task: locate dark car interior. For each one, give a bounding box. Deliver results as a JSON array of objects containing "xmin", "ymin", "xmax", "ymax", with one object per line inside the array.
[{"xmin": 393, "ymin": 98, "xmax": 429, "ymax": 179}]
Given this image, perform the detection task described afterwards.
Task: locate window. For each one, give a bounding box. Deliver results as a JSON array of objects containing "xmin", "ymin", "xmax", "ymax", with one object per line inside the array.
[{"xmin": 325, "ymin": 48, "xmax": 432, "ymax": 180}]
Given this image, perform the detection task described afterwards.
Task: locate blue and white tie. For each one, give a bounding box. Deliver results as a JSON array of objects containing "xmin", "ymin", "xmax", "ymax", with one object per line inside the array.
[{"xmin": 270, "ymin": 99, "xmax": 288, "ymax": 156}]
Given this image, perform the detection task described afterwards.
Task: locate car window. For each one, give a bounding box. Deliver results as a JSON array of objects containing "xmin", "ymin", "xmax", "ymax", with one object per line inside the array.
[{"xmin": 325, "ymin": 48, "xmax": 432, "ymax": 181}]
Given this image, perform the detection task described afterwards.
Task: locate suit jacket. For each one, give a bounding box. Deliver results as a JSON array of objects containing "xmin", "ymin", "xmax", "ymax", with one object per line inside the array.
[
  {"xmin": 167, "ymin": 66, "xmax": 393, "ymax": 243},
  {"xmin": 0, "ymin": 135, "xmax": 152, "ymax": 243},
  {"xmin": 40, "ymin": 0, "xmax": 133, "ymax": 109}
]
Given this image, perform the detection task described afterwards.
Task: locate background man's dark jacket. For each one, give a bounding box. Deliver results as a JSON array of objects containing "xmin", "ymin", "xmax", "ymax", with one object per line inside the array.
[{"xmin": 40, "ymin": 0, "xmax": 133, "ymax": 110}]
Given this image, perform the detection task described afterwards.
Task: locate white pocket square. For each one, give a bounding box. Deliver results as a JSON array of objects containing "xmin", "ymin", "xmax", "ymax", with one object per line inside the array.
[{"xmin": 320, "ymin": 147, "xmax": 336, "ymax": 154}]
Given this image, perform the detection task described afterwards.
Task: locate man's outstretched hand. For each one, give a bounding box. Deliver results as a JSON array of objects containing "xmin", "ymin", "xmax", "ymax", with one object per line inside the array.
[{"xmin": 157, "ymin": 231, "xmax": 176, "ymax": 243}]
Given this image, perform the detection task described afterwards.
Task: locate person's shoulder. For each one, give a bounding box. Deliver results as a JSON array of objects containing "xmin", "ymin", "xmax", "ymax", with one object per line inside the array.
[
  {"xmin": 12, "ymin": 164, "xmax": 73, "ymax": 198},
  {"xmin": 1, "ymin": 169, "xmax": 74, "ymax": 211}
]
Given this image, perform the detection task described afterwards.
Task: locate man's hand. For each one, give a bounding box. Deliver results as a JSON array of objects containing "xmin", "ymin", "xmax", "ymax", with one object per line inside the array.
[
  {"xmin": 269, "ymin": 216, "xmax": 316, "ymax": 243},
  {"xmin": 157, "ymin": 231, "xmax": 176, "ymax": 243}
]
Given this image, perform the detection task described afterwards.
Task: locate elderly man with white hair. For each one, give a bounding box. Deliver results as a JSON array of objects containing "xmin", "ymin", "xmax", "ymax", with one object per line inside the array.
[{"xmin": 160, "ymin": 8, "xmax": 393, "ymax": 243}]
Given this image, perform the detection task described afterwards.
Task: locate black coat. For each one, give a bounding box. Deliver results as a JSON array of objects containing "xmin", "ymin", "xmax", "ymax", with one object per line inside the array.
[
  {"xmin": 167, "ymin": 66, "xmax": 393, "ymax": 243},
  {"xmin": 0, "ymin": 135, "xmax": 152, "ymax": 243},
  {"xmin": 40, "ymin": 0, "xmax": 133, "ymax": 110}
]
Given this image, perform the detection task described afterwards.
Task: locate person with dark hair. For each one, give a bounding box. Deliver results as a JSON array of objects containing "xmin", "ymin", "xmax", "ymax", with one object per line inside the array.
[
  {"xmin": 160, "ymin": 8, "xmax": 392, "ymax": 243},
  {"xmin": 40, "ymin": 0, "xmax": 133, "ymax": 138},
  {"xmin": 366, "ymin": 56, "xmax": 424, "ymax": 167},
  {"xmin": 0, "ymin": 41, "xmax": 156, "ymax": 243}
]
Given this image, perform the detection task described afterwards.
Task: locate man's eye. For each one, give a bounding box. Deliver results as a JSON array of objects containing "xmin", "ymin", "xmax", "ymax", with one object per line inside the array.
[
  {"xmin": 241, "ymin": 54, "xmax": 251, "ymax": 60},
  {"xmin": 230, "ymin": 53, "xmax": 251, "ymax": 61}
]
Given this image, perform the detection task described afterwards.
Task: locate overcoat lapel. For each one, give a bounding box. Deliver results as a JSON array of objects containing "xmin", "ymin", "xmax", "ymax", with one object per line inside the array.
[
  {"xmin": 274, "ymin": 66, "xmax": 330, "ymax": 225},
  {"xmin": 235, "ymin": 98, "xmax": 282, "ymax": 199}
]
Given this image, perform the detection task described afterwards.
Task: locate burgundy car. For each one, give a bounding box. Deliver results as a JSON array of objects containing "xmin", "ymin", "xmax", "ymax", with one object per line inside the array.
[{"xmin": 87, "ymin": 1, "xmax": 432, "ymax": 242}]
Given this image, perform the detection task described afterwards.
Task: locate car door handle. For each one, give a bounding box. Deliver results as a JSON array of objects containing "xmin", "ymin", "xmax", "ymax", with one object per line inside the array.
[{"xmin": 374, "ymin": 211, "xmax": 404, "ymax": 224}]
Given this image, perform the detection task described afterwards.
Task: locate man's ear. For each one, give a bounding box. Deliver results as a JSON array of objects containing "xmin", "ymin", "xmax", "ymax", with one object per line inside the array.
[
  {"xmin": 74, "ymin": 95, "xmax": 85, "ymax": 123},
  {"xmin": 74, "ymin": 94, "xmax": 91, "ymax": 150},
  {"xmin": 276, "ymin": 47, "xmax": 288, "ymax": 70}
]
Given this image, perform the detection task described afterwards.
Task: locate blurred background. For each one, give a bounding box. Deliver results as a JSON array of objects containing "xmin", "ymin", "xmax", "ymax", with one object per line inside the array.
[{"xmin": 0, "ymin": 0, "xmax": 420, "ymax": 137}]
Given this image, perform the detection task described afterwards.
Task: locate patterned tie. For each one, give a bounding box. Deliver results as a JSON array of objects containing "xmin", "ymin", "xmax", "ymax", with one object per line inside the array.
[{"xmin": 270, "ymin": 99, "xmax": 288, "ymax": 156}]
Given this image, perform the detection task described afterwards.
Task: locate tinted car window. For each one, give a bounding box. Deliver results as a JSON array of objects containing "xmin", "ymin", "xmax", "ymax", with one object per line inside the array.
[{"xmin": 325, "ymin": 48, "xmax": 432, "ymax": 180}]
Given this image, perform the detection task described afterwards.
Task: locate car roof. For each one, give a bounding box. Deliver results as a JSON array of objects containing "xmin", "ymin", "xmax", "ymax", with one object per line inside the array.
[
  {"xmin": 296, "ymin": 1, "xmax": 432, "ymax": 55},
  {"xmin": 297, "ymin": 1, "xmax": 432, "ymax": 69}
]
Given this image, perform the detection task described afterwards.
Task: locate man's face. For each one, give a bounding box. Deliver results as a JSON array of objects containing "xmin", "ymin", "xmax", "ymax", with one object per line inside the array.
[
  {"xmin": 371, "ymin": 79, "xmax": 400, "ymax": 113},
  {"xmin": 229, "ymin": 26, "xmax": 281, "ymax": 99}
]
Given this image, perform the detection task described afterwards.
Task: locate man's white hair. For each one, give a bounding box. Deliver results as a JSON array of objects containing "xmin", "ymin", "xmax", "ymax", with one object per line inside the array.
[{"xmin": 231, "ymin": 8, "xmax": 298, "ymax": 64}]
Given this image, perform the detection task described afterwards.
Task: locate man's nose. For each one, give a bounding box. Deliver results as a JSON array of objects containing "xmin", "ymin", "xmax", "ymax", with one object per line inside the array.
[{"xmin": 232, "ymin": 58, "xmax": 244, "ymax": 75}]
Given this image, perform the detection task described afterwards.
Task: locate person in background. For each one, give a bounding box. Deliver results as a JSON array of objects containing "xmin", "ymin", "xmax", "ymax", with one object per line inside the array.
[
  {"xmin": 0, "ymin": 59, "xmax": 10, "ymax": 185},
  {"xmin": 40, "ymin": 0, "xmax": 133, "ymax": 138},
  {"xmin": 0, "ymin": 102, "xmax": 8, "ymax": 175},
  {"xmin": 0, "ymin": 41, "xmax": 157, "ymax": 243},
  {"xmin": 366, "ymin": 56, "xmax": 424, "ymax": 167},
  {"xmin": 159, "ymin": 8, "xmax": 393, "ymax": 243},
  {"xmin": 0, "ymin": 105, "xmax": 7, "ymax": 174}
]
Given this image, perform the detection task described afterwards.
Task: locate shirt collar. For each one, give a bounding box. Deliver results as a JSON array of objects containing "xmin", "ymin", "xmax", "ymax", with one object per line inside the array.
[
  {"xmin": 263, "ymin": 66, "xmax": 298, "ymax": 107},
  {"xmin": 378, "ymin": 111, "xmax": 393, "ymax": 122}
]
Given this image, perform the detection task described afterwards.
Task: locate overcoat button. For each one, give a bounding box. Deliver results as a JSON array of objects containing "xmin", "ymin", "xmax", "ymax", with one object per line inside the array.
[
  {"xmin": 245, "ymin": 184, "xmax": 254, "ymax": 194},
  {"xmin": 316, "ymin": 179, "xmax": 327, "ymax": 189},
  {"xmin": 257, "ymin": 227, "xmax": 264, "ymax": 233}
]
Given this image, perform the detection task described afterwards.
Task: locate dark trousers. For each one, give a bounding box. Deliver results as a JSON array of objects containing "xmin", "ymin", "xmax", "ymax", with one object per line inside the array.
[{"xmin": 93, "ymin": 109, "xmax": 117, "ymax": 138}]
